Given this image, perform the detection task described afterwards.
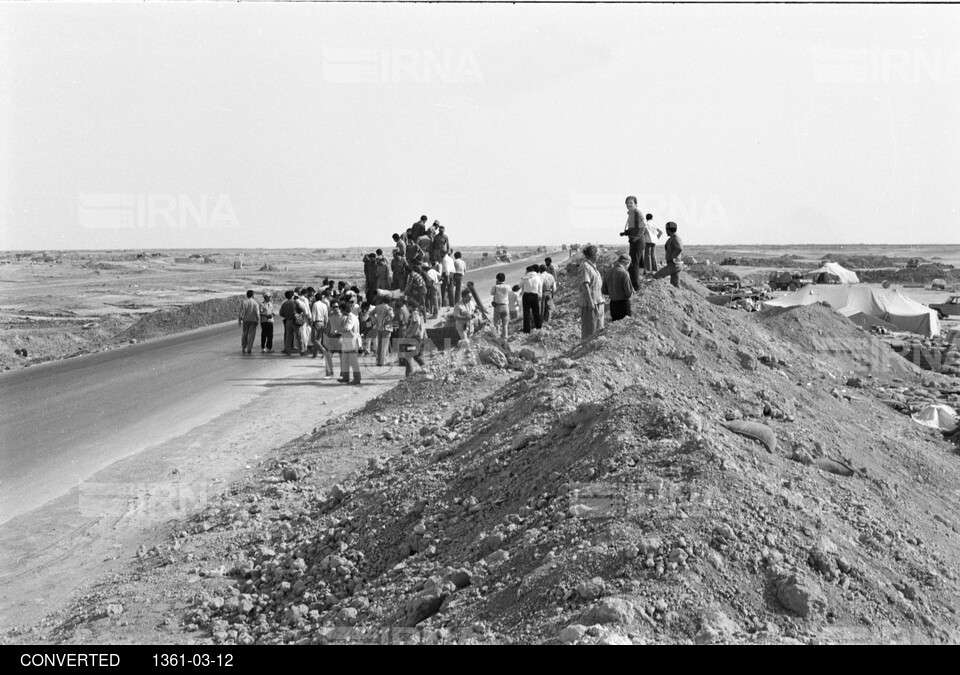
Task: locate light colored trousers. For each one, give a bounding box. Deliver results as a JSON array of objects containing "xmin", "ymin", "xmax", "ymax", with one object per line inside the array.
[{"xmin": 580, "ymin": 302, "xmax": 605, "ymax": 340}]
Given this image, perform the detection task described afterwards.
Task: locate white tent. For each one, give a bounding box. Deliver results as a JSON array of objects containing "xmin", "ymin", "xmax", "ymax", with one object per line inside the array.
[
  {"xmin": 764, "ymin": 285, "xmax": 941, "ymax": 337},
  {"xmin": 807, "ymin": 262, "xmax": 859, "ymax": 284}
]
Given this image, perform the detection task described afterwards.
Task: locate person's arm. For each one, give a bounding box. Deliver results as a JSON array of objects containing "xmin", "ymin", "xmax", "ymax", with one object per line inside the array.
[{"xmin": 601, "ymin": 273, "xmax": 609, "ymax": 297}]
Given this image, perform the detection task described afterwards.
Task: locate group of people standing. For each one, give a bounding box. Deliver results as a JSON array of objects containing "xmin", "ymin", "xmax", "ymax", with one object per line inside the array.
[
  {"xmin": 577, "ymin": 196, "xmax": 685, "ymax": 340},
  {"xmin": 237, "ymin": 215, "xmax": 468, "ymax": 383}
]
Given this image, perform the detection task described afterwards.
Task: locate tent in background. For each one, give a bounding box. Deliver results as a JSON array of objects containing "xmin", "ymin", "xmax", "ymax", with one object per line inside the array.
[
  {"xmin": 807, "ymin": 262, "xmax": 859, "ymax": 284},
  {"xmin": 763, "ymin": 285, "xmax": 941, "ymax": 337}
]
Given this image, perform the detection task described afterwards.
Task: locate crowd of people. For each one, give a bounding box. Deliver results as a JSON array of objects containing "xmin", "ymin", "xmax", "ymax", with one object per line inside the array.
[
  {"xmin": 237, "ymin": 215, "xmax": 480, "ymax": 382},
  {"xmin": 238, "ymin": 201, "xmax": 686, "ymax": 379}
]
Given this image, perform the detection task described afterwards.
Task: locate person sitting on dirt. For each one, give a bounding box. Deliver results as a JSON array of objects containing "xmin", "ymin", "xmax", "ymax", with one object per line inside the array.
[
  {"xmin": 602, "ymin": 253, "xmax": 634, "ymax": 321},
  {"xmin": 648, "ymin": 221, "xmax": 683, "ymax": 288},
  {"xmin": 452, "ymin": 290, "xmax": 477, "ymax": 346},
  {"xmin": 491, "ymin": 272, "xmax": 511, "ymax": 342}
]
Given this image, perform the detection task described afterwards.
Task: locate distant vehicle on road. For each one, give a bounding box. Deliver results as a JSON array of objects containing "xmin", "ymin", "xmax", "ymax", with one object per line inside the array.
[
  {"xmin": 495, "ymin": 246, "xmax": 511, "ymax": 263},
  {"xmin": 929, "ymin": 296, "xmax": 960, "ymax": 319},
  {"xmin": 906, "ymin": 258, "xmax": 921, "ymax": 269}
]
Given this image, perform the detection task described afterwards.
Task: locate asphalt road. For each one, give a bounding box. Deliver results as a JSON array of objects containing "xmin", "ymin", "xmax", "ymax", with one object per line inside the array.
[{"xmin": 0, "ymin": 252, "xmax": 563, "ymax": 525}]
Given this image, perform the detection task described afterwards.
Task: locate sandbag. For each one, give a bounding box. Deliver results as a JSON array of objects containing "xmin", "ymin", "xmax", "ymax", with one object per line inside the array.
[{"xmin": 721, "ymin": 420, "xmax": 777, "ymax": 453}]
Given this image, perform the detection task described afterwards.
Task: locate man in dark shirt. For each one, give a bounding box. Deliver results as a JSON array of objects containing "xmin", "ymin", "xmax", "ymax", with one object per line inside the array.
[
  {"xmin": 651, "ymin": 221, "xmax": 683, "ymax": 288},
  {"xmin": 278, "ymin": 290, "xmax": 297, "ymax": 355},
  {"xmin": 602, "ymin": 254, "xmax": 635, "ymax": 320},
  {"xmin": 410, "ymin": 215, "xmax": 428, "ymax": 240}
]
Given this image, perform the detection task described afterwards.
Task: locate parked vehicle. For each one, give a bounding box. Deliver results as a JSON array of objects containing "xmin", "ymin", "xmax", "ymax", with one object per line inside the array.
[{"xmin": 929, "ymin": 296, "xmax": 960, "ymax": 319}]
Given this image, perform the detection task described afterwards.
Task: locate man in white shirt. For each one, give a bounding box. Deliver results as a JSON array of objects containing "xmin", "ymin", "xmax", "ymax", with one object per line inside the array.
[
  {"xmin": 310, "ymin": 292, "xmax": 329, "ymax": 359},
  {"xmin": 520, "ymin": 265, "xmax": 543, "ymax": 333},
  {"xmin": 539, "ymin": 264, "xmax": 557, "ymax": 325},
  {"xmin": 441, "ymin": 252, "xmax": 456, "ymax": 307},
  {"xmin": 452, "ymin": 252, "xmax": 467, "ymax": 305}
]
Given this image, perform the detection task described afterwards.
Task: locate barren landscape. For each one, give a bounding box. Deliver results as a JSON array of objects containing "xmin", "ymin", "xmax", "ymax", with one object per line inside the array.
[{"xmin": 2, "ymin": 245, "xmax": 959, "ymax": 645}]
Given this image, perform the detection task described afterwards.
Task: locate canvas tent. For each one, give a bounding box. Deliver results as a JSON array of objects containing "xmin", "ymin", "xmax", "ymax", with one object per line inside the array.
[
  {"xmin": 763, "ymin": 285, "xmax": 941, "ymax": 337},
  {"xmin": 808, "ymin": 262, "xmax": 859, "ymax": 285}
]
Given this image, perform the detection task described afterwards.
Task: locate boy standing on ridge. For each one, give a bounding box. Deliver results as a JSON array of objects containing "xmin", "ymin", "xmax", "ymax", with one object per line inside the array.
[{"xmin": 651, "ymin": 222, "xmax": 683, "ymax": 288}]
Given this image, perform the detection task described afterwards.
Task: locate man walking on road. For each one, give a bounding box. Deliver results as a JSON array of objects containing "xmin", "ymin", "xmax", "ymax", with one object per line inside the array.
[
  {"xmin": 579, "ymin": 245, "xmax": 605, "ymax": 340},
  {"xmin": 238, "ymin": 290, "xmax": 260, "ymax": 355}
]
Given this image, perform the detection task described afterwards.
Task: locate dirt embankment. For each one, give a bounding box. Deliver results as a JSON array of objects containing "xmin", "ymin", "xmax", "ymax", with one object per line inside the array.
[
  {"xmin": 9, "ymin": 270, "xmax": 960, "ymax": 646},
  {"xmin": 120, "ymin": 295, "xmax": 246, "ymax": 343}
]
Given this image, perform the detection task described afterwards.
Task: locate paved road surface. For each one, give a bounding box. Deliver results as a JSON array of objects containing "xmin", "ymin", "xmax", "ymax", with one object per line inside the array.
[{"xmin": 0, "ymin": 252, "xmax": 564, "ymax": 524}]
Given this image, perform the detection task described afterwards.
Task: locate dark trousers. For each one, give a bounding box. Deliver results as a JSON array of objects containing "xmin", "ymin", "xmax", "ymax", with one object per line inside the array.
[
  {"xmin": 654, "ymin": 262, "xmax": 680, "ymax": 288},
  {"xmin": 440, "ymin": 275, "xmax": 451, "ymax": 307},
  {"xmin": 628, "ymin": 239, "xmax": 642, "ymax": 290},
  {"xmin": 283, "ymin": 320, "xmax": 295, "ymax": 354},
  {"xmin": 453, "ymin": 274, "xmax": 463, "ymax": 305},
  {"xmin": 260, "ymin": 322, "xmax": 274, "ymax": 350},
  {"xmin": 610, "ymin": 299, "xmax": 632, "ymax": 321},
  {"xmin": 522, "ymin": 292, "xmax": 542, "ymax": 333},
  {"xmin": 401, "ymin": 338, "xmax": 425, "ymax": 376},
  {"xmin": 643, "ymin": 243, "xmax": 659, "ymax": 272}
]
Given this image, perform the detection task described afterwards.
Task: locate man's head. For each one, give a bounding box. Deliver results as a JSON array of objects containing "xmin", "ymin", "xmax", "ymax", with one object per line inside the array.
[
  {"xmin": 420, "ymin": 215, "xmax": 428, "ymax": 223},
  {"xmin": 496, "ymin": 272, "xmax": 506, "ymax": 283},
  {"xmin": 617, "ymin": 254, "xmax": 631, "ymax": 267},
  {"xmin": 339, "ymin": 301, "xmax": 351, "ymax": 314},
  {"xmin": 376, "ymin": 249, "xmax": 383, "ymax": 257},
  {"xmin": 284, "ymin": 290, "xmax": 294, "ymax": 300},
  {"xmin": 625, "ymin": 196, "xmax": 637, "ymax": 209},
  {"xmin": 246, "ymin": 289, "xmax": 254, "ymax": 299},
  {"xmin": 461, "ymin": 290, "xmax": 472, "ymax": 302},
  {"xmin": 646, "ymin": 213, "xmax": 653, "ymax": 221},
  {"xmin": 392, "ymin": 233, "xmax": 400, "ymax": 242},
  {"xmin": 545, "ymin": 257, "xmax": 552, "ymax": 265},
  {"xmin": 433, "ymin": 220, "xmax": 440, "ymax": 227},
  {"xmin": 666, "ymin": 222, "xmax": 678, "ymax": 234},
  {"xmin": 538, "ymin": 265, "xmax": 547, "ymax": 273},
  {"xmin": 262, "ymin": 292, "xmax": 271, "ymax": 301},
  {"xmin": 406, "ymin": 228, "xmax": 414, "ymax": 237},
  {"xmin": 583, "ymin": 244, "xmax": 598, "ymax": 260},
  {"xmin": 294, "ymin": 287, "xmax": 302, "ymax": 296},
  {"xmin": 454, "ymin": 251, "xmax": 461, "ymax": 259},
  {"xmin": 393, "ymin": 249, "xmax": 401, "ymax": 257}
]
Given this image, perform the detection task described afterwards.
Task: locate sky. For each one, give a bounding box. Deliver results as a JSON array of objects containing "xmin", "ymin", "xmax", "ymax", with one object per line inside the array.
[{"xmin": 1, "ymin": 2, "xmax": 959, "ymax": 251}]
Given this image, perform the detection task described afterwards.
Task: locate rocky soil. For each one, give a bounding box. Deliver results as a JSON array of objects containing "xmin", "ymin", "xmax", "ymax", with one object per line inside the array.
[{"xmin": 4, "ymin": 257, "xmax": 960, "ymax": 645}]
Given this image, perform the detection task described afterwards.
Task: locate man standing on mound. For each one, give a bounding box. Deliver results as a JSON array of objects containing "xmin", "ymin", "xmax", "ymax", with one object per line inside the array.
[{"xmin": 650, "ymin": 221, "xmax": 683, "ymax": 288}]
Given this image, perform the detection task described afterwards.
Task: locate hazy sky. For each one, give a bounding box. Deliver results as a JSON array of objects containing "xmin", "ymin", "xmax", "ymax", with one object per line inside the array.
[{"xmin": 2, "ymin": 3, "xmax": 958, "ymax": 250}]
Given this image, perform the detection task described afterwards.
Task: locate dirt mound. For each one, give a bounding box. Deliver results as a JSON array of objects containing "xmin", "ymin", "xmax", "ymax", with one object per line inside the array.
[
  {"xmin": 142, "ymin": 280, "xmax": 960, "ymax": 645},
  {"xmin": 120, "ymin": 295, "xmax": 245, "ymax": 343}
]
